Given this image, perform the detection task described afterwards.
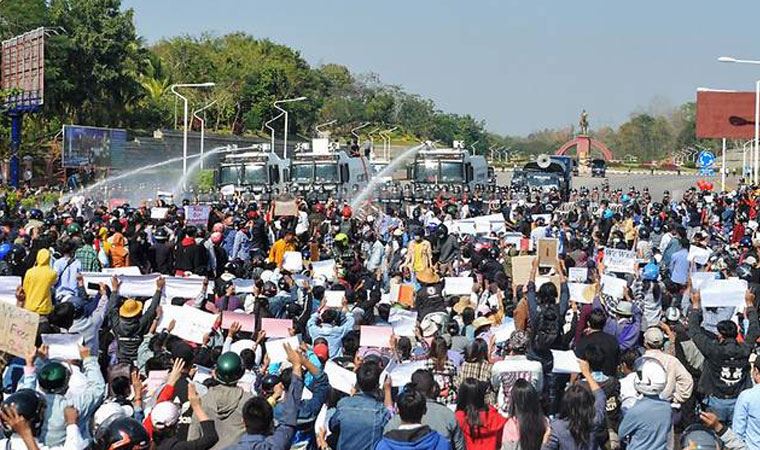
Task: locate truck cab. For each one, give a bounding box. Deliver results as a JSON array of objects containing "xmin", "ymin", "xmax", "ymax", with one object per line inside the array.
[
  {"xmin": 513, "ymin": 154, "xmax": 573, "ymax": 200},
  {"xmin": 216, "ymin": 146, "xmax": 289, "ymax": 195},
  {"xmin": 289, "ymin": 148, "xmax": 370, "ymax": 200},
  {"xmin": 591, "ymin": 158, "xmax": 607, "ymax": 177},
  {"xmin": 408, "ymin": 141, "xmax": 492, "ymax": 198}
]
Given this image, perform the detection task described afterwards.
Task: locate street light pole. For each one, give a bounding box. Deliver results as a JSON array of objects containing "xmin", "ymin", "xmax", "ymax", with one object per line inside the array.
[
  {"xmin": 192, "ymin": 99, "xmax": 217, "ymax": 170},
  {"xmin": 265, "ymin": 112, "xmax": 285, "ymax": 154},
  {"xmin": 351, "ymin": 122, "xmax": 370, "ymax": 147},
  {"xmin": 170, "ymin": 82, "xmax": 215, "ymax": 189},
  {"xmin": 273, "ymin": 96, "xmax": 307, "ymax": 158}
]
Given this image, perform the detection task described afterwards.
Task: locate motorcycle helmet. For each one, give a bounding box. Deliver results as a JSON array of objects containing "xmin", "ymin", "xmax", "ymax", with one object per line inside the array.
[
  {"xmin": 29, "ymin": 209, "xmax": 43, "ymax": 220},
  {"xmin": 642, "ymin": 261, "xmax": 659, "ymax": 281},
  {"xmin": 1, "ymin": 389, "xmax": 46, "ymax": 436},
  {"xmin": 0, "ymin": 242, "xmax": 12, "ymax": 260},
  {"xmin": 637, "ymin": 227, "xmax": 650, "ymax": 240},
  {"xmin": 633, "ymin": 357, "xmax": 667, "ymax": 396},
  {"xmin": 740, "ymin": 236, "xmax": 753, "ymax": 249},
  {"xmin": 94, "ymin": 417, "xmax": 150, "ymax": 450},
  {"xmin": 214, "ymin": 352, "xmax": 244, "ymax": 385},
  {"xmin": 153, "ymin": 228, "xmax": 168, "ymax": 242},
  {"xmin": 38, "ymin": 362, "xmax": 71, "ymax": 395}
]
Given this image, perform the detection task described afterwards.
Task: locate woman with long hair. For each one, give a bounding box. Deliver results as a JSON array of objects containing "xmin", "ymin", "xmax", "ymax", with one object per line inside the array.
[
  {"xmin": 455, "ymin": 377, "xmax": 507, "ymax": 449},
  {"xmin": 501, "ymin": 379, "xmax": 548, "ymax": 450},
  {"xmin": 424, "ymin": 336, "xmax": 458, "ymax": 405},
  {"xmin": 455, "ymin": 338, "xmax": 494, "ymax": 405},
  {"xmin": 543, "ymin": 360, "xmax": 606, "ymax": 450}
]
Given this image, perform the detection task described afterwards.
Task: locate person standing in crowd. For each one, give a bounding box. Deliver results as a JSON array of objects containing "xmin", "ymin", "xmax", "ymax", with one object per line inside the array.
[
  {"xmin": 500, "ymin": 379, "xmax": 548, "ymax": 450},
  {"xmin": 76, "ymin": 231, "xmax": 102, "ymax": 272},
  {"xmin": 455, "ymin": 377, "xmax": 507, "ymax": 449},
  {"xmin": 22, "ymin": 248, "xmax": 57, "ymax": 315},
  {"xmin": 268, "ymin": 230, "xmax": 296, "ymax": 268}
]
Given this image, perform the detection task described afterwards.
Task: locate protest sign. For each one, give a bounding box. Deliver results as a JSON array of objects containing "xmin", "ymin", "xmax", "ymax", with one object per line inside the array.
[
  {"xmin": 150, "ymin": 207, "xmax": 169, "ymax": 220},
  {"xmin": 282, "ymin": 252, "xmax": 303, "ymax": 272},
  {"xmin": 701, "ymin": 279, "xmax": 748, "ymax": 308},
  {"xmin": 691, "ymin": 272, "xmax": 717, "ymax": 291},
  {"xmin": 359, "ymin": 326, "xmax": 393, "ymax": 348},
  {"xmin": 388, "ymin": 361, "xmax": 427, "ymax": 387},
  {"xmin": 273, "ymin": 200, "xmax": 298, "ymax": 217},
  {"xmin": 389, "ymin": 283, "xmax": 415, "ymax": 307},
  {"xmin": 312, "ymin": 259, "xmax": 336, "ymax": 281},
  {"xmin": 568, "ymin": 267, "xmax": 588, "ymax": 283},
  {"xmin": 41, "ymin": 334, "xmax": 82, "ymax": 361},
  {"xmin": 101, "ymin": 267, "xmax": 142, "ymax": 275},
  {"xmin": 0, "ymin": 302, "xmax": 39, "ymax": 357},
  {"xmin": 221, "ymin": 311, "xmax": 255, "ymax": 333},
  {"xmin": 157, "ymin": 305, "xmax": 217, "ymax": 344},
  {"xmin": 261, "ymin": 318, "xmax": 293, "ymax": 338},
  {"xmin": 192, "ymin": 366, "xmax": 212, "ymax": 384},
  {"xmin": 568, "ymin": 283, "xmax": 596, "ymax": 304},
  {"xmin": 492, "ymin": 318, "xmax": 516, "ymax": 343},
  {"xmin": 324, "ymin": 290, "xmax": 345, "ymax": 308},
  {"xmin": 443, "ymin": 277, "xmax": 474, "ymax": 296},
  {"xmin": 0, "ymin": 276, "xmax": 21, "ymax": 304},
  {"xmin": 220, "ymin": 185, "xmax": 235, "ymax": 196},
  {"xmin": 688, "ymin": 246, "xmax": 712, "ymax": 265},
  {"xmin": 503, "ymin": 232, "xmax": 523, "ymax": 247},
  {"xmin": 533, "ymin": 214, "xmax": 552, "ymax": 225},
  {"xmin": 603, "ymin": 248, "xmax": 636, "ymax": 274},
  {"xmin": 538, "ymin": 239, "xmax": 559, "ymax": 267},
  {"xmin": 184, "ymin": 205, "xmax": 211, "ymax": 227},
  {"xmin": 388, "ymin": 308, "xmax": 418, "ymax": 337},
  {"xmin": 324, "ymin": 361, "xmax": 356, "ymax": 394},
  {"xmin": 265, "ymin": 336, "xmax": 300, "ymax": 363},
  {"xmin": 146, "ymin": 370, "xmax": 168, "ymax": 397},
  {"xmin": 231, "ymin": 279, "xmax": 255, "ymax": 294},
  {"xmin": 551, "ymin": 350, "xmax": 581, "ymax": 373},
  {"xmin": 601, "ymin": 275, "xmax": 627, "ymax": 299},
  {"xmin": 511, "ymin": 255, "xmax": 536, "ymax": 287}
]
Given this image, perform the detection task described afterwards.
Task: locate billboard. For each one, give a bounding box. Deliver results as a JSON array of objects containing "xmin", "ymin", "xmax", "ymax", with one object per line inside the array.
[
  {"xmin": 62, "ymin": 125, "xmax": 127, "ymax": 168},
  {"xmin": 1, "ymin": 27, "xmax": 45, "ymax": 110},
  {"xmin": 696, "ymin": 89, "xmax": 755, "ymax": 139}
]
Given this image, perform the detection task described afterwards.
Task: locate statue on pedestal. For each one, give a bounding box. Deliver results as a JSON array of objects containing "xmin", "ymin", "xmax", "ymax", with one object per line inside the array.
[{"xmin": 579, "ymin": 110, "xmax": 589, "ymax": 135}]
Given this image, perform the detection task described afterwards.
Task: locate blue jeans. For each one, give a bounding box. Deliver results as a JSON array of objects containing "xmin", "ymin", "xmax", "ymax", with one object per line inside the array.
[{"xmin": 705, "ymin": 396, "xmax": 737, "ymax": 426}]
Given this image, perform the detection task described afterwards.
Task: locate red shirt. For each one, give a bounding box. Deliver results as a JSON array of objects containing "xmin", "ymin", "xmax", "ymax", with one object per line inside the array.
[{"xmin": 455, "ymin": 405, "xmax": 507, "ymax": 450}]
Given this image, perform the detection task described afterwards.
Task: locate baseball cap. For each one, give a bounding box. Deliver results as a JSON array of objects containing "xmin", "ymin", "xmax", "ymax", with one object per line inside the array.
[
  {"xmin": 643, "ymin": 327, "xmax": 665, "ymax": 348},
  {"xmin": 151, "ymin": 401, "xmax": 180, "ymax": 430}
]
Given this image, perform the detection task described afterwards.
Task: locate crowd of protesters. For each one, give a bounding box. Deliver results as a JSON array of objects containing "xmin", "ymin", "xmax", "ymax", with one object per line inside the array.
[{"xmin": 0, "ymin": 179, "xmax": 759, "ymax": 450}]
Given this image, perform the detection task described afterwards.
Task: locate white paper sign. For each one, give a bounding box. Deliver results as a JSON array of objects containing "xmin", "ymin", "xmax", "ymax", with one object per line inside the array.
[
  {"xmin": 568, "ymin": 268, "xmax": 588, "ymax": 283},
  {"xmin": 312, "ymin": 259, "xmax": 336, "ymax": 281},
  {"xmin": 601, "ymin": 275, "xmax": 627, "ymax": 299},
  {"xmin": 150, "ymin": 207, "xmax": 169, "ymax": 220},
  {"xmin": 388, "ymin": 361, "xmax": 427, "ymax": 387},
  {"xmin": 551, "ymin": 350, "xmax": 581, "ymax": 373},
  {"xmin": 282, "ymin": 251, "xmax": 303, "ymax": 273},
  {"xmin": 691, "ymin": 272, "xmax": 718, "ymax": 291},
  {"xmin": 503, "ymin": 232, "xmax": 523, "ymax": 246},
  {"xmin": 701, "ymin": 279, "xmax": 748, "ymax": 308},
  {"xmin": 101, "ymin": 267, "xmax": 142, "ymax": 275},
  {"xmin": 443, "ymin": 277, "xmax": 474, "ymax": 296},
  {"xmin": 388, "ymin": 309, "xmax": 418, "ymax": 337},
  {"xmin": 220, "ymin": 185, "xmax": 235, "ymax": 196},
  {"xmin": 324, "ymin": 361, "xmax": 356, "ymax": 394},
  {"xmin": 264, "ymin": 336, "xmax": 300, "ymax": 363},
  {"xmin": 688, "ymin": 246, "xmax": 712, "ymax": 265},
  {"xmin": 324, "ymin": 290, "xmax": 345, "ymax": 308},
  {"xmin": 0, "ymin": 276, "xmax": 21, "ymax": 304},
  {"xmin": 603, "ymin": 248, "xmax": 636, "ymax": 274},
  {"xmin": 492, "ymin": 318, "xmax": 516, "ymax": 343},
  {"xmin": 41, "ymin": 334, "xmax": 83, "ymax": 361},
  {"xmin": 157, "ymin": 305, "xmax": 217, "ymax": 344},
  {"xmin": 568, "ymin": 283, "xmax": 596, "ymax": 304},
  {"xmin": 184, "ymin": 205, "xmax": 212, "ymax": 227}
]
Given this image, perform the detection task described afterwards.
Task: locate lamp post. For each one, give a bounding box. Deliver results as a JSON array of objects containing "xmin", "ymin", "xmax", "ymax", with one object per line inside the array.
[
  {"xmin": 192, "ymin": 99, "xmax": 217, "ymax": 170},
  {"xmin": 315, "ymin": 119, "xmax": 337, "ymax": 138},
  {"xmin": 170, "ymin": 82, "xmax": 216, "ymax": 188},
  {"xmin": 273, "ymin": 96, "xmax": 307, "ymax": 158},
  {"xmin": 719, "ymin": 56, "xmax": 760, "ymax": 184},
  {"xmin": 351, "ymin": 122, "xmax": 370, "ymax": 147},
  {"xmin": 380, "ymin": 126, "xmax": 398, "ymax": 160},
  {"xmin": 265, "ymin": 112, "xmax": 285, "ymax": 154}
]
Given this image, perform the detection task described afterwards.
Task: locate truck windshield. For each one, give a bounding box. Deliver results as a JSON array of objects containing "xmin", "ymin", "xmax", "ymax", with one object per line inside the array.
[
  {"xmin": 314, "ymin": 163, "xmax": 339, "ymax": 183},
  {"xmin": 525, "ymin": 173, "xmax": 560, "ymax": 186},
  {"xmin": 592, "ymin": 160, "xmax": 606, "ymax": 168},
  {"xmin": 291, "ymin": 164, "xmax": 313, "ymax": 182},
  {"xmin": 243, "ymin": 164, "xmax": 267, "ymax": 184},
  {"xmin": 219, "ymin": 166, "xmax": 241, "ymax": 185},
  {"xmin": 440, "ymin": 162, "xmax": 464, "ymax": 182}
]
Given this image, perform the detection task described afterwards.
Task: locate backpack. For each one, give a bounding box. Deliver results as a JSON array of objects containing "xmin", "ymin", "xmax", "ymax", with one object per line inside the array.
[{"xmin": 532, "ymin": 305, "xmax": 561, "ymax": 351}]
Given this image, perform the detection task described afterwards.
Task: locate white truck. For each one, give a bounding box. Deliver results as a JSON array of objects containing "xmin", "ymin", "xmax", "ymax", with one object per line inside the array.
[
  {"xmin": 289, "ymin": 139, "xmax": 371, "ymax": 200},
  {"xmin": 216, "ymin": 146, "xmax": 290, "ymax": 194},
  {"xmin": 408, "ymin": 141, "xmax": 492, "ymax": 196}
]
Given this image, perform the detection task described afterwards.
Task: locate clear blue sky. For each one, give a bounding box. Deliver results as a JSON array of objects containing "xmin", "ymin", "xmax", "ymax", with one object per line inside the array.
[{"xmin": 123, "ymin": 0, "xmax": 760, "ymax": 136}]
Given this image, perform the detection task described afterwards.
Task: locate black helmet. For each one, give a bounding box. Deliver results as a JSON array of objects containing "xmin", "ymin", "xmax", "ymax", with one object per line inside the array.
[
  {"xmin": 215, "ymin": 352, "xmax": 244, "ymax": 385},
  {"xmin": 638, "ymin": 227, "xmax": 650, "ymax": 240},
  {"xmin": 262, "ymin": 281, "xmax": 278, "ymax": 297},
  {"xmin": 94, "ymin": 417, "xmax": 150, "ymax": 450},
  {"xmin": 2, "ymin": 389, "xmax": 46, "ymax": 435},
  {"xmin": 153, "ymin": 228, "xmax": 168, "ymax": 241},
  {"xmin": 38, "ymin": 361, "xmax": 71, "ymax": 395},
  {"xmin": 260, "ymin": 374, "xmax": 281, "ymax": 394},
  {"xmin": 29, "ymin": 209, "xmax": 43, "ymax": 220},
  {"xmin": 224, "ymin": 260, "xmax": 242, "ymax": 277}
]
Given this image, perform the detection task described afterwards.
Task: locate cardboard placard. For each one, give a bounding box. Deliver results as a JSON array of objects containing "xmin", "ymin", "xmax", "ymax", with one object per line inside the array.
[
  {"xmin": 0, "ymin": 302, "xmax": 39, "ymax": 357},
  {"xmin": 568, "ymin": 283, "xmax": 596, "ymax": 304},
  {"xmin": 603, "ymin": 248, "xmax": 636, "ymax": 274},
  {"xmin": 274, "ymin": 200, "xmax": 298, "ymax": 217},
  {"xmin": 359, "ymin": 326, "xmax": 393, "ymax": 348},
  {"xmin": 184, "ymin": 205, "xmax": 212, "ymax": 227},
  {"xmin": 511, "ymin": 255, "xmax": 536, "ymax": 287},
  {"xmin": 538, "ymin": 239, "xmax": 558, "ymax": 267}
]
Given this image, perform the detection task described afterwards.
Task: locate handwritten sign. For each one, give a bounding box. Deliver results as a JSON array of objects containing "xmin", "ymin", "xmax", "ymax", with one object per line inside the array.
[
  {"xmin": 184, "ymin": 205, "xmax": 211, "ymax": 227},
  {"xmin": 568, "ymin": 267, "xmax": 588, "ymax": 283},
  {"xmin": 601, "ymin": 275, "xmax": 627, "ymax": 299},
  {"xmin": 568, "ymin": 283, "xmax": 595, "ymax": 304},
  {"xmin": 150, "ymin": 207, "xmax": 169, "ymax": 220},
  {"xmin": 0, "ymin": 302, "xmax": 39, "ymax": 357},
  {"xmin": 157, "ymin": 305, "xmax": 217, "ymax": 344},
  {"xmin": 443, "ymin": 277, "xmax": 474, "ymax": 296},
  {"xmin": 511, "ymin": 255, "xmax": 536, "ymax": 287},
  {"xmin": 359, "ymin": 326, "xmax": 393, "ymax": 348},
  {"xmin": 221, "ymin": 311, "xmax": 255, "ymax": 333},
  {"xmin": 538, "ymin": 239, "xmax": 558, "ymax": 267},
  {"xmin": 312, "ymin": 259, "xmax": 336, "ymax": 281},
  {"xmin": 603, "ymin": 248, "xmax": 636, "ymax": 274},
  {"xmin": 274, "ymin": 200, "xmax": 298, "ymax": 217},
  {"xmin": 688, "ymin": 246, "xmax": 712, "ymax": 265}
]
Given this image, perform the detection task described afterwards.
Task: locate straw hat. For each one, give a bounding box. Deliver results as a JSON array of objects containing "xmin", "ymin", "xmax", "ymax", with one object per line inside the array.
[
  {"xmin": 119, "ymin": 299, "xmax": 142, "ymax": 318},
  {"xmin": 472, "ymin": 316, "xmax": 492, "ymax": 333},
  {"xmin": 416, "ymin": 268, "xmax": 440, "ymax": 284}
]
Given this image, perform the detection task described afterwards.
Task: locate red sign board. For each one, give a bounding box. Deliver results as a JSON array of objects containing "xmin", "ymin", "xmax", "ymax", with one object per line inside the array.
[
  {"xmin": 696, "ymin": 90, "xmax": 756, "ymax": 139},
  {"xmin": 1, "ymin": 27, "xmax": 45, "ymax": 110}
]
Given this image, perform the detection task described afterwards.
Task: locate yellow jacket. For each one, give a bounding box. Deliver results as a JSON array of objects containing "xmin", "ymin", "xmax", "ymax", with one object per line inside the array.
[
  {"xmin": 268, "ymin": 239, "xmax": 296, "ymax": 267},
  {"xmin": 23, "ymin": 249, "xmax": 57, "ymax": 315}
]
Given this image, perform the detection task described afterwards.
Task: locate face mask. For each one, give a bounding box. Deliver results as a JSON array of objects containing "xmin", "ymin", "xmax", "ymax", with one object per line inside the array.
[{"xmin": 415, "ymin": 236, "xmax": 422, "ymax": 242}]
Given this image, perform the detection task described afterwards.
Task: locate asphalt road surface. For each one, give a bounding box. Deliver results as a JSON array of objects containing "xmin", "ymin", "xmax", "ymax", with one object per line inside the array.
[{"xmin": 495, "ymin": 170, "xmax": 736, "ymax": 200}]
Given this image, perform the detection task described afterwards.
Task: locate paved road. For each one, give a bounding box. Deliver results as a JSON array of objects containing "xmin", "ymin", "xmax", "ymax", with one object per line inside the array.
[{"xmin": 495, "ymin": 170, "xmax": 736, "ymax": 200}]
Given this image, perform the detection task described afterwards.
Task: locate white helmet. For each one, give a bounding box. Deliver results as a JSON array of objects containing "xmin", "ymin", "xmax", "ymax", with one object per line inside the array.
[
  {"xmin": 633, "ymin": 357, "xmax": 667, "ymax": 396},
  {"xmin": 93, "ymin": 401, "xmax": 129, "ymax": 435}
]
